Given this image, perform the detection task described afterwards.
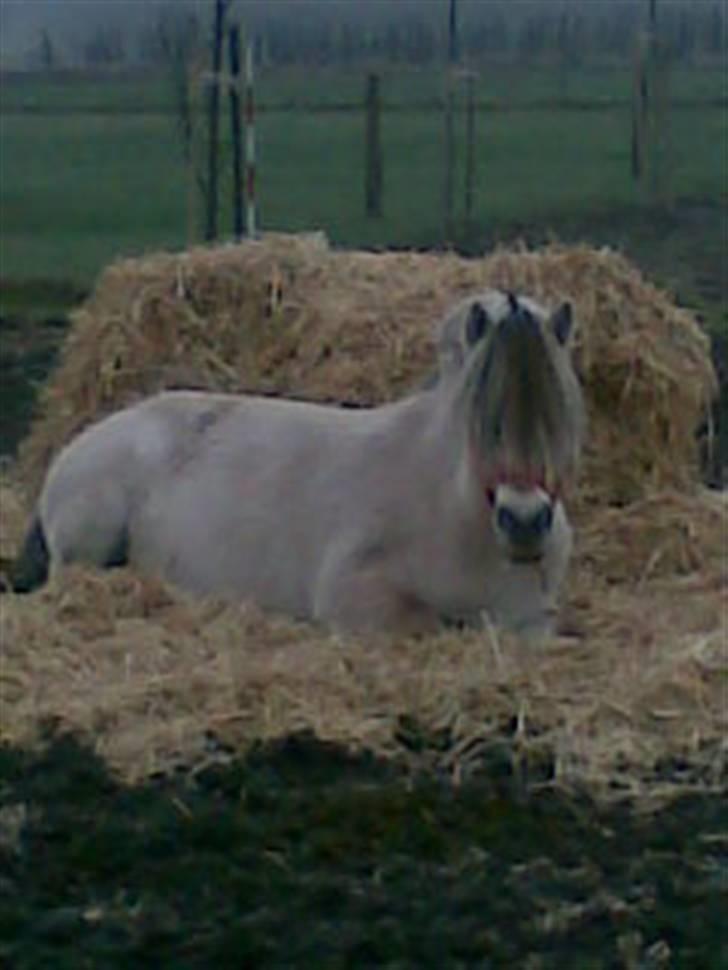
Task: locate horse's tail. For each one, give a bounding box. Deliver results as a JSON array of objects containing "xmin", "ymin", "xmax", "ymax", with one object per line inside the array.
[{"xmin": 10, "ymin": 515, "xmax": 50, "ymax": 593}]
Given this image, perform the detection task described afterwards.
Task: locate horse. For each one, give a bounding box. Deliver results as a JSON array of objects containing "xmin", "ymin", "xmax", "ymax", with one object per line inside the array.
[{"xmin": 12, "ymin": 289, "xmax": 585, "ymax": 638}]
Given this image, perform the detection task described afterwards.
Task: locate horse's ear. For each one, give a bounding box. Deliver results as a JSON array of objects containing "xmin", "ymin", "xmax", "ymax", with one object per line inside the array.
[
  {"xmin": 465, "ymin": 301, "xmax": 491, "ymax": 346},
  {"xmin": 551, "ymin": 302, "xmax": 573, "ymax": 345}
]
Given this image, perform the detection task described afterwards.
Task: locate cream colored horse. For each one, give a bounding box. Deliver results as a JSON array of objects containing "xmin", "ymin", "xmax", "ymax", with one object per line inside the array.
[{"xmin": 13, "ymin": 290, "xmax": 585, "ymax": 637}]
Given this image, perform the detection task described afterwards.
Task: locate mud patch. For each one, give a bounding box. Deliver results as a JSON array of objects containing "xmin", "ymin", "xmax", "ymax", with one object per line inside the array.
[
  {"xmin": 0, "ymin": 315, "xmax": 65, "ymax": 455},
  {"xmin": 1, "ymin": 733, "xmax": 725, "ymax": 969}
]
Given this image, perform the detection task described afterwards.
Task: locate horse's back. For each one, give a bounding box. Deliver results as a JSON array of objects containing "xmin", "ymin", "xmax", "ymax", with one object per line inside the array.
[{"xmin": 127, "ymin": 391, "xmax": 382, "ymax": 611}]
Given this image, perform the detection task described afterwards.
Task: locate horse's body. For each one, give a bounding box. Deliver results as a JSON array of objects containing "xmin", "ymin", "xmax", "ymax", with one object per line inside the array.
[{"xmin": 14, "ymin": 289, "xmax": 585, "ymax": 637}]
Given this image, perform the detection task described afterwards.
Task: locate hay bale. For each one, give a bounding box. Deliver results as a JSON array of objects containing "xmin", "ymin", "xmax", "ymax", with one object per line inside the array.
[
  {"xmin": 19, "ymin": 234, "xmax": 714, "ymax": 508},
  {"xmin": 577, "ymin": 488, "xmax": 727, "ymax": 584}
]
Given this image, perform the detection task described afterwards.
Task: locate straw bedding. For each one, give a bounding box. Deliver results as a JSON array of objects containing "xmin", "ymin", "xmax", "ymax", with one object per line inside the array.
[{"xmin": 1, "ymin": 234, "xmax": 725, "ymax": 805}]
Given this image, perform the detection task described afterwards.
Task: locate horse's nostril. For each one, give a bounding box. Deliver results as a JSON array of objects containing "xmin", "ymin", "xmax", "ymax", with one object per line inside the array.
[
  {"xmin": 496, "ymin": 506, "xmax": 518, "ymax": 535},
  {"xmin": 535, "ymin": 503, "xmax": 553, "ymax": 535},
  {"xmin": 496, "ymin": 503, "xmax": 553, "ymax": 543}
]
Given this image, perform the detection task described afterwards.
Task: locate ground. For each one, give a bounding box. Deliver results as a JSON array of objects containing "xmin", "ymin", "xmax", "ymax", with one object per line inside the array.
[{"xmin": 1, "ymin": 733, "xmax": 726, "ymax": 969}]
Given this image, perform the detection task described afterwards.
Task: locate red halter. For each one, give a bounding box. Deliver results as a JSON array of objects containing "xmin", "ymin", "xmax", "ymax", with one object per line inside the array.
[{"xmin": 483, "ymin": 463, "xmax": 560, "ymax": 507}]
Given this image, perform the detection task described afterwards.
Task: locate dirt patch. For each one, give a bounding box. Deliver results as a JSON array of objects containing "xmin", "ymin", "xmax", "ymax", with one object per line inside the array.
[{"xmin": 0, "ymin": 316, "xmax": 65, "ymax": 455}]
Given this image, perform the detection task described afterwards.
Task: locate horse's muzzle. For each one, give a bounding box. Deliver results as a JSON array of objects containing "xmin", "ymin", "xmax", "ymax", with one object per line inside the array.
[{"xmin": 492, "ymin": 485, "xmax": 554, "ymax": 562}]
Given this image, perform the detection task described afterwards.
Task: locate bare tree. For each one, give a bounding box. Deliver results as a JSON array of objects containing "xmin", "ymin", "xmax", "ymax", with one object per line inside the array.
[
  {"xmin": 154, "ymin": 9, "xmax": 205, "ymax": 166},
  {"xmin": 39, "ymin": 29, "xmax": 55, "ymax": 70},
  {"xmin": 150, "ymin": 7, "xmax": 209, "ymax": 241}
]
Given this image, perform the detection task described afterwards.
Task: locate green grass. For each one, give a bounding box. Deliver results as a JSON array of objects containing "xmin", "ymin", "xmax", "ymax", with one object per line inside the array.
[
  {"xmin": 0, "ymin": 278, "xmax": 84, "ymax": 321},
  {"xmin": 0, "ymin": 66, "xmax": 725, "ymax": 319},
  {"xmin": 0, "ymin": 62, "xmax": 725, "ymax": 113},
  {"xmin": 1, "ymin": 98, "xmax": 725, "ymax": 283},
  {"xmin": 0, "ymin": 110, "xmax": 188, "ymax": 283}
]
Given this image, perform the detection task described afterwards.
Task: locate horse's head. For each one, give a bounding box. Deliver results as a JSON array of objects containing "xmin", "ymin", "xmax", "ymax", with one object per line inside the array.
[{"xmin": 443, "ymin": 289, "xmax": 585, "ymax": 563}]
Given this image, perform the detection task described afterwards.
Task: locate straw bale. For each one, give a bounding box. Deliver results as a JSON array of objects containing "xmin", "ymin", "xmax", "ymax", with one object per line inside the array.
[
  {"xmin": 18, "ymin": 234, "xmax": 714, "ymax": 508},
  {"xmin": 576, "ymin": 487, "xmax": 728, "ymax": 584}
]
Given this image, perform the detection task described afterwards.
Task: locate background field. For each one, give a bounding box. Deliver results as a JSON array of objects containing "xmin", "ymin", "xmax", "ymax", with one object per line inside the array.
[
  {"xmin": 1, "ymin": 59, "xmax": 725, "ymax": 464},
  {"xmin": 1, "ymin": 64, "xmax": 725, "ymax": 289}
]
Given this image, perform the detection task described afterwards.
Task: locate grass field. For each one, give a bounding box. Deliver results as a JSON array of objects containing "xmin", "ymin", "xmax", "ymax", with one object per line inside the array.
[
  {"xmin": 1, "ymin": 61, "xmax": 725, "ymax": 113},
  {"xmin": 0, "ymin": 63, "xmax": 725, "ymax": 456},
  {"xmin": 0, "ymin": 64, "xmax": 725, "ymax": 291}
]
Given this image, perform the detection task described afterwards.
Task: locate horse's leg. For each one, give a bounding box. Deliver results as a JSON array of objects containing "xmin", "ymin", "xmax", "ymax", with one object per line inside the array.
[
  {"xmin": 315, "ymin": 565, "xmax": 440, "ymax": 636},
  {"xmin": 11, "ymin": 516, "xmax": 50, "ymax": 593},
  {"xmin": 41, "ymin": 481, "xmax": 130, "ymax": 576}
]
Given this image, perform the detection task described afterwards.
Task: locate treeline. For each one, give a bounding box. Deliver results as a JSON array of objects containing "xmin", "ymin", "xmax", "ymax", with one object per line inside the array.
[
  {"xmin": 25, "ymin": 0, "xmax": 728, "ymax": 72},
  {"xmin": 246, "ymin": 0, "xmax": 727, "ymax": 68}
]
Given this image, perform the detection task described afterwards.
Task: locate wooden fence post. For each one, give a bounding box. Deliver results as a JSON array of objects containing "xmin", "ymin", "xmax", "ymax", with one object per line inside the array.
[
  {"xmin": 244, "ymin": 41, "xmax": 257, "ymax": 237},
  {"xmin": 631, "ymin": 33, "xmax": 648, "ymax": 183},
  {"xmin": 463, "ymin": 71, "xmax": 476, "ymax": 225},
  {"xmin": 205, "ymin": 0, "xmax": 227, "ymax": 241},
  {"xmin": 186, "ymin": 60, "xmax": 199, "ymax": 246},
  {"xmin": 443, "ymin": 0, "xmax": 459, "ymax": 243},
  {"xmin": 631, "ymin": 0, "xmax": 670, "ymax": 202},
  {"xmin": 365, "ymin": 73, "xmax": 383, "ymax": 217},
  {"xmin": 228, "ymin": 24, "xmax": 244, "ymax": 241}
]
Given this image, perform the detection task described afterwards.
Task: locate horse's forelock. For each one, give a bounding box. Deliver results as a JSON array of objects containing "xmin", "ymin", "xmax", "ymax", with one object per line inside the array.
[{"xmin": 462, "ymin": 304, "xmax": 582, "ymax": 489}]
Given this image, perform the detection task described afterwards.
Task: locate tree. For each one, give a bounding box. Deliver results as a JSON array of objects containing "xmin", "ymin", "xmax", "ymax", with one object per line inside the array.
[
  {"xmin": 39, "ymin": 30, "xmax": 55, "ymax": 71},
  {"xmin": 82, "ymin": 26, "xmax": 125, "ymax": 67}
]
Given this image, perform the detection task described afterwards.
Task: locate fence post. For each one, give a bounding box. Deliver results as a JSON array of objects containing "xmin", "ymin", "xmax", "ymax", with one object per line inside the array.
[
  {"xmin": 443, "ymin": 0, "xmax": 459, "ymax": 243},
  {"xmin": 646, "ymin": 0, "xmax": 671, "ymax": 204},
  {"xmin": 244, "ymin": 40, "xmax": 257, "ymax": 237},
  {"xmin": 186, "ymin": 60, "xmax": 199, "ymax": 246},
  {"xmin": 205, "ymin": 0, "xmax": 227, "ymax": 241},
  {"xmin": 631, "ymin": 0, "xmax": 669, "ymax": 202},
  {"xmin": 364, "ymin": 73, "xmax": 383, "ymax": 217},
  {"xmin": 631, "ymin": 33, "xmax": 648, "ymax": 183},
  {"xmin": 228, "ymin": 24, "xmax": 244, "ymax": 241},
  {"xmin": 463, "ymin": 71, "xmax": 476, "ymax": 226}
]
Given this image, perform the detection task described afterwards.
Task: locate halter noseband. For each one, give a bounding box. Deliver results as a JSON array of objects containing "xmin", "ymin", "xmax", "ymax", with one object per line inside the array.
[{"xmin": 483, "ymin": 464, "xmax": 560, "ymax": 508}]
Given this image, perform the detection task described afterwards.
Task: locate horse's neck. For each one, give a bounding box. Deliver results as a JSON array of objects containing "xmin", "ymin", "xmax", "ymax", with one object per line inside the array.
[{"xmin": 376, "ymin": 388, "xmax": 496, "ymax": 610}]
